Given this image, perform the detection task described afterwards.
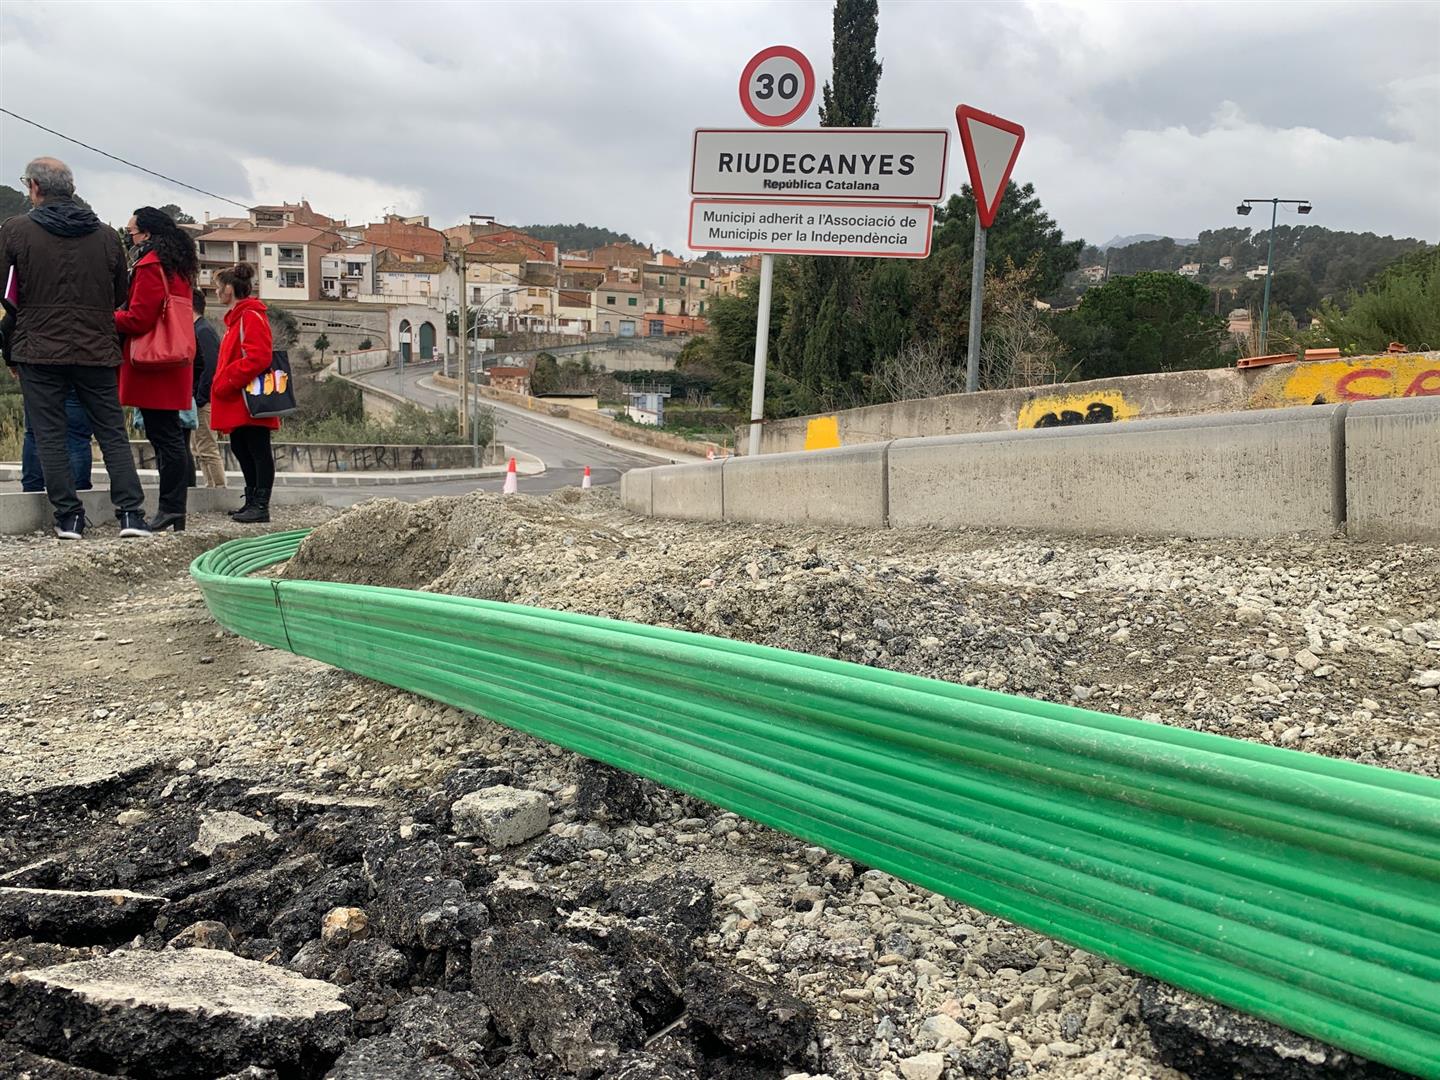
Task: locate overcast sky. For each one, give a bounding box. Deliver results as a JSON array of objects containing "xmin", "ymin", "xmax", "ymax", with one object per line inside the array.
[{"xmin": 3, "ymin": 0, "xmax": 1437, "ymax": 252}]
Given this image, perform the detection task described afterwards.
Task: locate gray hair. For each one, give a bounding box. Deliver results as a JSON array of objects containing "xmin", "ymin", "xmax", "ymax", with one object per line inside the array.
[{"xmin": 23, "ymin": 157, "xmax": 75, "ymax": 199}]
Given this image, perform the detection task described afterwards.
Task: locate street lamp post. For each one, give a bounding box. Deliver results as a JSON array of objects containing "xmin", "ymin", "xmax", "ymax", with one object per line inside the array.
[{"xmin": 1236, "ymin": 197, "xmax": 1312, "ymax": 355}]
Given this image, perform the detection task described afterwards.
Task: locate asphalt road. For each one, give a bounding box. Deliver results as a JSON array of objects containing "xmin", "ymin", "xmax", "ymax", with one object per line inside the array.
[
  {"xmin": 322, "ymin": 465, "xmax": 619, "ymax": 507},
  {"xmin": 352, "ymin": 364, "xmax": 668, "ymax": 473}
]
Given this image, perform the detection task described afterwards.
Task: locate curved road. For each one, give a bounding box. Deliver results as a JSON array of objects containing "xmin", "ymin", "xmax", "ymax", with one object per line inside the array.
[
  {"xmin": 352, "ymin": 363, "xmax": 676, "ymax": 472},
  {"xmin": 336, "ymin": 363, "xmax": 682, "ymax": 506}
]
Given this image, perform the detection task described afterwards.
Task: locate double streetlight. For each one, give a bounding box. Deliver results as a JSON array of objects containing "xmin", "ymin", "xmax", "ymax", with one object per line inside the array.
[{"xmin": 1236, "ymin": 197, "xmax": 1312, "ymax": 355}]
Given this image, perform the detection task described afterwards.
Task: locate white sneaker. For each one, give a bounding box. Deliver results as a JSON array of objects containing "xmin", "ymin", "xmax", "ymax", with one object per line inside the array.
[{"xmin": 118, "ymin": 511, "xmax": 152, "ymax": 538}]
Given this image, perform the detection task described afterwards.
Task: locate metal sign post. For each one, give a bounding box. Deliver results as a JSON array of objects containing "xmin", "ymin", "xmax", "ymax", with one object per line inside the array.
[
  {"xmin": 955, "ymin": 105, "xmax": 1025, "ymax": 394},
  {"xmin": 747, "ymin": 253, "xmax": 775, "ymax": 456},
  {"xmin": 966, "ymin": 223, "xmax": 987, "ymax": 393},
  {"xmin": 716, "ymin": 46, "xmax": 949, "ymax": 454}
]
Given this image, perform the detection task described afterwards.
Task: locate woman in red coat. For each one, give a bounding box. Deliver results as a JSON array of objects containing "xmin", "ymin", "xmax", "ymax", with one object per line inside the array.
[
  {"xmin": 115, "ymin": 207, "xmax": 198, "ymax": 531},
  {"xmin": 211, "ymin": 263, "xmax": 281, "ymax": 523}
]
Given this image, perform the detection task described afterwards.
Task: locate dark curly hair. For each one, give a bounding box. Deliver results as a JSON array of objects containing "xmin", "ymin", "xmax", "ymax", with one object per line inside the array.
[{"xmin": 133, "ymin": 206, "xmax": 199, "ymax": 283}]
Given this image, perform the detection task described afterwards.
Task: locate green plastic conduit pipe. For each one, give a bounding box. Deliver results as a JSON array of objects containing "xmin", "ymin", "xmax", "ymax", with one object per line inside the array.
[{"xmin": 192, "ymin": 531, "xmax": 1440, "ymax": 1078}]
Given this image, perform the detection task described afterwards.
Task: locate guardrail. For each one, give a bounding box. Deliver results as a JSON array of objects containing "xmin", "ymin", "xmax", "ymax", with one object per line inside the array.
[{"xmin": 193, "ymin": 531, "xmax": 1440, "ymax": 1078}]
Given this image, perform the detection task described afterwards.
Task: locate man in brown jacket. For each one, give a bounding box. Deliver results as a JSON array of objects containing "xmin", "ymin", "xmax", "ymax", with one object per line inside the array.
[{"xmin": 1, "ymin": 157, "xmax": 149, "ymax": 539}]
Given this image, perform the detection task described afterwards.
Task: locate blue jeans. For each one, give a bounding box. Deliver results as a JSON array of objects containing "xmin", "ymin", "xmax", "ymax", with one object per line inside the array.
[{"xmin": 22, "ymin": 391, "xmax": 93, "ymax": 493}]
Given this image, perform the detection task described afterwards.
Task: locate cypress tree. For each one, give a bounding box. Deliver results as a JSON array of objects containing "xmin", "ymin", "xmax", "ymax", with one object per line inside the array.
[
  {"xmin": 773, "ymin": 0, "xmax": 882, "ymax": 408},
  {"xmin": 819, "ymin": 0, "xmax": 883, "ymax": 127}
]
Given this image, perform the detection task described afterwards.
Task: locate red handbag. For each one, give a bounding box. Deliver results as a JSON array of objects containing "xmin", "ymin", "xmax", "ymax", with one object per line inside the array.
[{"xmin": 129, "ymin": 283, "xmax": 196, "ymax": 367}]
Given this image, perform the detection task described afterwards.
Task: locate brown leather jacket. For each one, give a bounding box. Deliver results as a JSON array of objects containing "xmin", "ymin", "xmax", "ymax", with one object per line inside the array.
[{"xmin": 0, "ymin": 200, "xmax": 128, "ymax": 366}]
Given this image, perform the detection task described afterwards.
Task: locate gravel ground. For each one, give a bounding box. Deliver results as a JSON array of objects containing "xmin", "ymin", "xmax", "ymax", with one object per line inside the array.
[{"xmin": 1, "ymin": 491, "xmax": 1435, "ymax": 1080}]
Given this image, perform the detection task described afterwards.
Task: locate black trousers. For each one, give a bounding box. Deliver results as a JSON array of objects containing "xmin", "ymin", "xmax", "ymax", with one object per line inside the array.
[
  {"xmin": 17, "ymin": 364, "xmax": 144, "ymax": 524},
  {"xmin": 229, "ymin": 425, "xmax": 275, "ymax": 491},
  {"xmin": 139, "ymin": 408, "xmax": 189, "ymax": 515}
]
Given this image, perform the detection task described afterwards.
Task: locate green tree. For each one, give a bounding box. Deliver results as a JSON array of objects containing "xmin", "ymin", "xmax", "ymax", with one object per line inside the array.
[
  {"xmin": 0, "ymin": 184, "xmax": 28, "ymax": 220},
  {"xmin": 1233, "ymin": 268, "xmax": 1320, "ymax": 325},
  {"xmin": 819, "ymin": 0, "xmax": 882, "ymax": 127},
  {"xmin": 865, "ymin": 260, "xmax": 913, "ymax": 361},
  {"xmin": 158, "ymin": 202, "xmax": 196, "ymax": 225},
  {"xmin": 521, "ymin": 223, "xmax": 637, "ymax": 251},
  {"xmin": 932, "ymin": 181, "xmax": 1083, "ymax": 299},
  {"xmin": 530, "ymin": 353, "xmax": 561, "ymax": 395},
  {"xmin": 1311, "ymin": 248, "xmax": 1440, "ymax": 354},
  {"xmin": 358, "ymin": 337, "xmax": 373, "ymax": 351},
  {"xmin": 314, "ymin": 333, "xmax": 331, "ymax": 362},
  {"xmin": 770, "ymin": 0, "xmax": 884, "ymax": 412},
  {"xmin": 1057, "ymin": 271, "xmax": 1228, "ymax": 379}
]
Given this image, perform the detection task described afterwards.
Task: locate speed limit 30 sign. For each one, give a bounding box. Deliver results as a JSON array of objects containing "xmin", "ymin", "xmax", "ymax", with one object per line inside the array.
[{"xmin": 739, "ymin": 45, "xmax": 815, "ymax": 128}]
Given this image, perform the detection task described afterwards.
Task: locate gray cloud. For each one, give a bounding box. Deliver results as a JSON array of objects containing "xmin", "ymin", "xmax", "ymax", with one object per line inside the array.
[{"xmin": 3, "ymin": 0, "xmax": 1436, "ymax": 249}]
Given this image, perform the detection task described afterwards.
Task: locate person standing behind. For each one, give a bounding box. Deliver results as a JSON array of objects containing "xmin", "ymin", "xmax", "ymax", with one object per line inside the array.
[
  {"xmin": 115, "ymin": 207, "xmax": 198, "ymax": 532},
  {"xmin": 0, "ymin": 157, "xmax": 149, "ymax": 539},
  {"xmin": 210, "ymin": 264, "xmax": 279, "ymax": 523},
  {"xmin": 21, "ymin": 390, "xmax": 92, "ymax": 493},
  {"xmin": 190, "ymin": 288, "xmax": 226, "ymax": 487}
]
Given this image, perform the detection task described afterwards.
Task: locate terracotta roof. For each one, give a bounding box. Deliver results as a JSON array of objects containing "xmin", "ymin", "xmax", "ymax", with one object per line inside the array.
[
  {"xmin": 197, "ymin": 228, "xmax": 265, "ymax": 244},
  {"xmin": 265, "ymin": 225, "xmax": 341, "ymax": 245}
]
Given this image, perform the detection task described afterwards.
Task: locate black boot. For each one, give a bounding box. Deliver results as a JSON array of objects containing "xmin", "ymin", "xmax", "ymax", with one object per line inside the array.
[
  {"xmin": 233, "ymin": 488, "xmax": 270, "ymax": 524},
  {"xmin": 229, "ymin": 486, "xmax": 254, "ymax": 519},
  {"xmin": 145, "ymin": 510, "xmax": 186, "ymax": 532}
]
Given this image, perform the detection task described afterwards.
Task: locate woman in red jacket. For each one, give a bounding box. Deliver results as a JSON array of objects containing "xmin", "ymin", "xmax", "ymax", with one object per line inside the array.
[
  {"xmin": 211, "ymin": 263, "xmax": 281, "ymax": 523},
  {"xmin": 115, "ymin": 207, "xmax": 198, "ymax": 531}
]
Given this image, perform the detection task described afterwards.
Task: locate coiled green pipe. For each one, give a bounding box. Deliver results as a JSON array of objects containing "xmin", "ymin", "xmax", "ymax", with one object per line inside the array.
[{"xmin": 192, "ymin": 531, "xmax": 1440, "ymax": 1078}]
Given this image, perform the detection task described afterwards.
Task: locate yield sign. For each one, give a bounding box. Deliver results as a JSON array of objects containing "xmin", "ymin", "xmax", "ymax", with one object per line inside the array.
[{"xmin": 955, "ymin": 105, "xmax": 1025, "ymax": 229}]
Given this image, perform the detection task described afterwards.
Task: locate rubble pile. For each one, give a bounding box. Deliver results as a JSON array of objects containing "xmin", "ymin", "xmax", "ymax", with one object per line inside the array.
[{"xmin": 2, "ymin": 491, "xmax": 1433, "ymax": 1078}]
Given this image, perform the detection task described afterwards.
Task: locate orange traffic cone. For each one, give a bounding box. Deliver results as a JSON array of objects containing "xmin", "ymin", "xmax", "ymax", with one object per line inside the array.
[
  {"xmin": 581, "ymin": 465, "xmax": 592, "ymax": 490},
  {"xmin": 503, "ymin": 457, "xmax": 518, "ymax": 495}
]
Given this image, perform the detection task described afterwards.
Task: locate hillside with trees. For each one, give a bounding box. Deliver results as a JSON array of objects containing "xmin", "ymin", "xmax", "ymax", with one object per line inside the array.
[
  {"xmin": 1071, "ymin": 226, "xmax": 1428, "ymax": 322},
  {"xmin": 521, "ymin": 223, "xmax": 638, "ymax": 252}
]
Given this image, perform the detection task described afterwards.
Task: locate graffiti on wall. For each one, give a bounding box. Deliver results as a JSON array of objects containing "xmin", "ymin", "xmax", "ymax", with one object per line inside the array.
[
  {"xmin": 1256, "ymin": 355, "xmax": 1440, "ymax": 407},
  {"xmin": 1017, "ymin": 390, "xmax": 1138, "ymax": 430}
]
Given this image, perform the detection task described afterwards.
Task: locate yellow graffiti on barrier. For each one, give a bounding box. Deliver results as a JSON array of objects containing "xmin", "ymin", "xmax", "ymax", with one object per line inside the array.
[
  {"xmin": 804, "ymin": 415, "xmax": 842, "ymax": 450},
  {"xmin": 1017, "ymin": 390, "xmax": 1139, "ymax": 430},
  {"xmin": 1256, "ymin": 355, "xmax": 1440, "ymax": 406}
]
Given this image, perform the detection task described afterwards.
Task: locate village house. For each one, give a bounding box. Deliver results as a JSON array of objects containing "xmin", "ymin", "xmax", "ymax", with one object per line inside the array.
[
  {"xmin": 196, "ymin": 224, "xmax": 343, "ymax": 302},
  {"xmin": 594, "ymin": 280, "xmax": 643, "ymax": 337},
  {"xmin": 1178, "ymin": 263, "xmax": 1201, "ymax": 277}
]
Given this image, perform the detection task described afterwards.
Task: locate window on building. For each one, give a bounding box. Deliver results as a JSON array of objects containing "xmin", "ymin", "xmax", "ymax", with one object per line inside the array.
[
  {"xmin": 265, "ymin": 270, "xmax": 274, "ymax": 279},
  {"xmin": 680, "ymin": 276, "xmax": 687, "ymax": 285},
  {"xmin": 657, "ymin": 299, "xmax": 665, "ymax": 314},
  {"xmin": 658, "ymin": 275, "xmax": 666, "ymax": 285},
  {"xmin": 606, "ymin": 295, "xmax": 616, "ymax": 305},
  {"xmin": 700, "ymin": 279, "xmax": 706, "ymax": 289},
  {"xmin": 699, "ymin": 301, "xmax": 705, "ymax": 313},
  {"xmin": 263, "ymin": 247, "xmax": 273, "ymax": 256},
  {"xmin": 627, "ymin": 296, "xmax": 637, "ymax": 307}
]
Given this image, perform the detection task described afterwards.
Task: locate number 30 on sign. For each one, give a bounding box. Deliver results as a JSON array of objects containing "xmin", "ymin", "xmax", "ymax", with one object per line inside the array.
[{"xmin": 739, "ymin": 45, "xmax": 815, "ymax": 128}]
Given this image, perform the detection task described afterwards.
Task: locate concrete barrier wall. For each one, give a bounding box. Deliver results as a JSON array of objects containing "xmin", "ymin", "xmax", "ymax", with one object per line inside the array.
[
  {"xmin": 620, "ymin": 468, "xmax": 652, "ymax": 516},
  {"xmin": 750, "ymin": 351, "xmax": 1440, "ymax": 455},
  {"xmin": 624, "ymin": 398, "xmax": 1440, "ymax": 542},
  {"xmin": 128, "ymin": 440, "xmax": 485, "ymax": 474},
  {"xmin": 0, "ymin": 488, "xmax": 321, "ymax": 537},
  {"xmin": 721, "ymin": 445, "xmax": 888, "ymax": 528},
  {"xmin": 1345, "ymin": 398, "xmax": 1440, "ymax": 541},
  {"xmin": 888, "ymin": 407, "xmax": 1342, "ymax": 538},
  {"xmin": 651, "ymin": 462, "xmax": 722, "ymax": 521}
]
